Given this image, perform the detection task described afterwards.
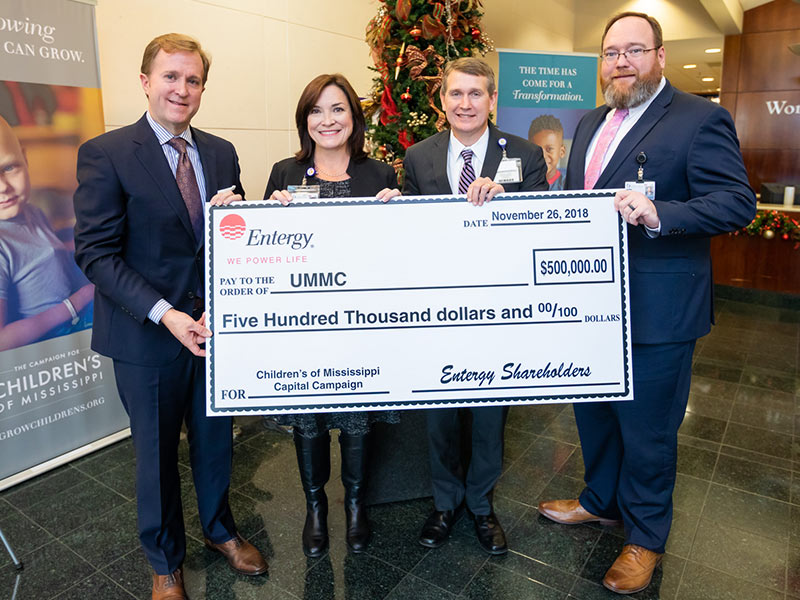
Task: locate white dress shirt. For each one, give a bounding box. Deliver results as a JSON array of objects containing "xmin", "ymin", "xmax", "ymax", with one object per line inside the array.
[{"xmin": 447, "ymin": 127, "xmax": 490, "ymax": 195}]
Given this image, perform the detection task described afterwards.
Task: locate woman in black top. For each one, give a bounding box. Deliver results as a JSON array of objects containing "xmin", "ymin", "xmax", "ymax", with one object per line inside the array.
[
  {"xmin": 264, "ymin": 73, "xmax": 400, "ymax": 558},
  {"xmin": 265, "ymin": 75, "xmax": 398, "ymax": 202}
]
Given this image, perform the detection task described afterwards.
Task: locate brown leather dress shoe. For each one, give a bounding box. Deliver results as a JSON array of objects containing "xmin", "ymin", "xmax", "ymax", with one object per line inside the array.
[
  {"xmin": 602, "ymin": 544, "xmax": 663, "ymax": 594},
  {"xmin": 204, "ymin": 533, "xmax": 268, "ymax": 576},
  {"xmin": 537, "ymin": 499, "xmax": 622, "ymax": 526},
  {"xmin": 152, "ymin": 569, "xmax": 187, "ymax": 600}
]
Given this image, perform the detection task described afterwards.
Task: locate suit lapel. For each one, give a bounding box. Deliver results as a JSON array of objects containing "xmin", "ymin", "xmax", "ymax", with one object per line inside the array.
[
  {"xmin": 132, "ymin": 116, "xmax": 196, "ymax": 243},
  {"xmin": 193, "ymin": 127, "xmax": 217, "ymax": 201},
  {"xmin": 431, "ymin": 131, "xmax": 451, "ymax": 194},
  {"xmin": 596, "ymin": 82, "xmax": 673, "ymax": 188},
  {"xmin": 480, "ymin": 125, "xmax": 502, "ymax": 180}
]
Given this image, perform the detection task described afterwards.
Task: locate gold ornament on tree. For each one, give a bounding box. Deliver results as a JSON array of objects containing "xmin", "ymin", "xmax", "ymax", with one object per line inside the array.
[{"xmin": 394, "ymin": 41, "xmax": 406, "ymax": 79}]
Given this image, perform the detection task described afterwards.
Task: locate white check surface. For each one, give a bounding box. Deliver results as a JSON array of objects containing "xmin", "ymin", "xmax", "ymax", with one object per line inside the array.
[{"xmin": 206, "ymin": 191, "xmax": 632, "ymax": 415}]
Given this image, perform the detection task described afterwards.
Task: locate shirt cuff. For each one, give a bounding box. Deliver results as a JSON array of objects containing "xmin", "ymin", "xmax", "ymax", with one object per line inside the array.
[
  {"xmin": 644, "ymin": 222, "xmax": 661, "ymax": 238},
  {"xmin": 148, "ymin": 299, "xmax": 173, "ymax": 324}
]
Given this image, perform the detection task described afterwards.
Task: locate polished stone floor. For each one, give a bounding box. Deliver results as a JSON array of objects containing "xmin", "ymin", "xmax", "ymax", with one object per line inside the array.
[{"xmin": 1, "ymin": 297, "xmax": 798, "ymax": 599}]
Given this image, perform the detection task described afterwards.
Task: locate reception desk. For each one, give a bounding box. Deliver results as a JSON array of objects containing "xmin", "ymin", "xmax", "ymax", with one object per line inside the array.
[{"xmin": 711, "ymin": 204, "xmax": 800, "ymax": 295}]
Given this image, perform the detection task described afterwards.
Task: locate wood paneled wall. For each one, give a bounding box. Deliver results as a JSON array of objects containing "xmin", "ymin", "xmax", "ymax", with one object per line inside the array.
[{"xmin": 720, "ymin": 0, "xmax": 800, "ymax": 192}]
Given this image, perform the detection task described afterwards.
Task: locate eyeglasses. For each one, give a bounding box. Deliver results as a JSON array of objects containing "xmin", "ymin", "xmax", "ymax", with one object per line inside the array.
[{"xmin": 601, "ymin": 47, "xmax": 660, "ymax": 63}]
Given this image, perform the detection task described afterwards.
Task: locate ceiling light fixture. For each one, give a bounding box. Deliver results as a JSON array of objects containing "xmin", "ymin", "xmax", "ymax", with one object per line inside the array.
[
  {"xmin": 683, "ymin": 64, "xmax": 697, "ymax": 69},
  {"xmin": 701, "ymin": 77, "xmax": 715, "ymax": 82},
  {"xmin": 705, "ymin": 48, "xmax": 721, "ymax": 54}
]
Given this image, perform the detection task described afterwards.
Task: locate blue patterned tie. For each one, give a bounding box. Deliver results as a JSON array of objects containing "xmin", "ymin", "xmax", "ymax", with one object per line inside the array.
[
  {"xmin": 458, "ymin": 148, "xmax": 476, "ymax": 194},
  {"xmin": 167, "ymin": 137, "xmax": 203, "ymax": 244}
]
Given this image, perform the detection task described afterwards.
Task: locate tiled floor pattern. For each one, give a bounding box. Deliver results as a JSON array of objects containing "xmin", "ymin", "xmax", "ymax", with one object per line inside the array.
[{"xmin": 1, "ymin": 298, "xmax": 798, "ymax": 599}]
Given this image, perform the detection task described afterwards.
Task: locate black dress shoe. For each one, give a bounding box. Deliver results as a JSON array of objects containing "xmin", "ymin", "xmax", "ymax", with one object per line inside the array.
[
  {"xmin": 474, "ymin": 512, "xmax": 507, "ymax": 555},
  {"xmin": 419, "ymin": 509, "xmax": 459, "ymax": 548}
]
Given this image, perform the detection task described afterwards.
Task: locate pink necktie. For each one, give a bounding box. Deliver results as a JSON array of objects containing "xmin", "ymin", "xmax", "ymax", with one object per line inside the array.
[{"xmin": 584, "ymin": 108, "xmax": 628, "ymax": 190}]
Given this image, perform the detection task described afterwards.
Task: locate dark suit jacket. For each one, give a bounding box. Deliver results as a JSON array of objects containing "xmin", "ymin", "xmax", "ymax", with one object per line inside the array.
[
  {"xmin": 264, "ymin": 156, "xmax": 398, "ymax": 199},
  {"xmin": 402, "ymin": 124, "xmax": 548, "ymax": 194},
  {"xmin": 73, "ymin": 114, "xmax": 244, "ymax": 366},
  {"xmin": 565, "ymin": 80, "xmax": 755, "ymax": 344}
]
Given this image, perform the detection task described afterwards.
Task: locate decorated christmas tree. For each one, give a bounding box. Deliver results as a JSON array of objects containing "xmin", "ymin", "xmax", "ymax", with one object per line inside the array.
[{"xmin": 364, "ymin": 0, "xmax": 494, "ymax": 176}]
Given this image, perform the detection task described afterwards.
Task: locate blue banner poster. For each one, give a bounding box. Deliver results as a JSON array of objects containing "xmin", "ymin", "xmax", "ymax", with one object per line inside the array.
[
  {"xmin": 0, "ymin": 0, "xmax": 129, "ymax": 490},
  {"xmin": 497, "ymin": 50, "xmax": 598, "ymax": 191}
]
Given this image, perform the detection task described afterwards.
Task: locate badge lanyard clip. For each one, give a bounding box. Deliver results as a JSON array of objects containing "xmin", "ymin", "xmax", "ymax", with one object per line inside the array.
[
  {"xmin": 301, "ymin": 166, "xmax": 316, "ymax": 186},
  {"xmin": 636, "ymin": 152, "xmax": 646, "ymax": 183}
]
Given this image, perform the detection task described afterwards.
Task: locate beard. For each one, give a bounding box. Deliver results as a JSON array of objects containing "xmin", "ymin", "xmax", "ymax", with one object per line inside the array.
[{"xmin": 601, "ymin": 65, "xmax": 662, "ymax": 109}]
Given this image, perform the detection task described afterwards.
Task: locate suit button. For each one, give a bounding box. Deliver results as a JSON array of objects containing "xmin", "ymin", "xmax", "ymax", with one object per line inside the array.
[{"xmin": 188, "ymin": 291, "xmax": 195, "ymax": 299}]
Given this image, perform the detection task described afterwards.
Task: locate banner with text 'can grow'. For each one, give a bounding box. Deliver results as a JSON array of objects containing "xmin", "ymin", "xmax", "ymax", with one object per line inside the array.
[{"xmin": 0, "ymin": 0, "xmax": 129, "ymax": 490}]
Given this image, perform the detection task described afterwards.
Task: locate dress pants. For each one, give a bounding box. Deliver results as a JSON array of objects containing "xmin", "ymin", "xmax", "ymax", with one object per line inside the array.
[
  {"xmin": 574, "ymin": 340, "xmax": 696, "ymax": 553},
  {"xmin": 113, "ymin": 348, "xmax": 236, "ymax": 574},
  {"xmin": 426, "ymin": 406, "xmax": 507, "ymax": 515}
]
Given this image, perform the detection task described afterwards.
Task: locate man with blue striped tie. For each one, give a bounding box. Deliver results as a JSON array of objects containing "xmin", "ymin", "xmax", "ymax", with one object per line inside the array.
[{"xmin": 402, "ymin": 57, "xmax": 547, "ymax": 555}]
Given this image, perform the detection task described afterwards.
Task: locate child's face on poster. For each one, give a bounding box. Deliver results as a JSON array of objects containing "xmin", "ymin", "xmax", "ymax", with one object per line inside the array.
[
  {"xmin": 0, "ymin": 128, "xmax": 31, "ymax": 221},
  {"xmin": 532, "ymin": 129, "xmax": 566, "ymax": 177}
]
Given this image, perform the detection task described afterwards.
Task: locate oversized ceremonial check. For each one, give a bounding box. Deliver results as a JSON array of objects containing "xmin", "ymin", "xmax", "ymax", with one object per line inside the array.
[{"xmin": 205, "ymin": 191, "xmax": 632, "ymax": 415}]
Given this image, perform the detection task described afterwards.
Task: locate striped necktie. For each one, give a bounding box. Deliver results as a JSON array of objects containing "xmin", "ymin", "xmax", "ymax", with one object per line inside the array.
[{"xmin": 458, "ymin": 148, "xmax": 476, "ymax": 194}]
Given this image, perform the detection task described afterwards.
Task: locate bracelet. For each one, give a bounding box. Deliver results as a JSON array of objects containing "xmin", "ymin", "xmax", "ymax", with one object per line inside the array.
[{"xmin": 62, "ymin": 298, "xmax": 80, "ymax": 326}]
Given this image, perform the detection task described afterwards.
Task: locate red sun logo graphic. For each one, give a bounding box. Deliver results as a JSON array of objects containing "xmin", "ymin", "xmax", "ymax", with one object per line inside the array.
[{"xmin": 219, "ymin": 214, "xmax": 246, "ymax": 240}]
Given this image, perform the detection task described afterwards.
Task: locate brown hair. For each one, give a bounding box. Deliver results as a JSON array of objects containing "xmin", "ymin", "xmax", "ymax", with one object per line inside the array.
[
  {"xmin": 141, "ymin": 33, "xmax": 211, "ymax": 84},
  {"xmin": 602, "ymin": 12, "xmax": 663, "ymax": 49},
  {"xmin": 441, "ymin": 57, "xmax": 496, "ymax": 96},
  {"xmin": 294, "ymin": 74, "xmax": 367, "ymax": 162}
]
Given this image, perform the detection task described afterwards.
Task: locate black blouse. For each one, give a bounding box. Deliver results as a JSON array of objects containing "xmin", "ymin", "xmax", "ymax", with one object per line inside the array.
[{"xmin": 263, "ymin": 156, "xmax": 398, "ymax": 200}]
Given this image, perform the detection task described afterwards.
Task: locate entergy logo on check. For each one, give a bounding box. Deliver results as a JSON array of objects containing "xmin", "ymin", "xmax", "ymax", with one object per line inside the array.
[{"xmin": 219, "ymin": 214, "xmax": 246, "ymax": 240}]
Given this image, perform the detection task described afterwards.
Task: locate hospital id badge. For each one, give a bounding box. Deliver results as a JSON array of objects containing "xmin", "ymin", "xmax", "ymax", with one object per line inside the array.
[
  {"xmin": 494, "ymin": 157, "xmax": 523, "ymax": 184},
  {"xmin": 625, "ymin": 180, "xmax": 655, "ymax": 201},
  {"xmin": 287, "ymin": 184, "xmax": 320, "ymax": 200}
]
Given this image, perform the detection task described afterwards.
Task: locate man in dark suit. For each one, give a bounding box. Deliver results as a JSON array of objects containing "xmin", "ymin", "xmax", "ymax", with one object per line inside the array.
[
  {"xmin": 537, "ymin": 13, "xmax": 755, "ymax": 595},
  {"xmin": 403, "ymin": 57, "xmax": 547, "ymax": 555},
  {"xmin": 73, "ymin": 34, "xmax": 267, "ymax": 600}
]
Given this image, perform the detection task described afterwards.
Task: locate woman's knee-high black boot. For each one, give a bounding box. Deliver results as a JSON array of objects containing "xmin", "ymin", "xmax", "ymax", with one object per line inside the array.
[
  {"xmin": 294, "ymin": 430, "xmax": 330, "ymax": 557},
  {"xmin": 339, "ymin": 432, "xmax": 370, "ymax": 552}
]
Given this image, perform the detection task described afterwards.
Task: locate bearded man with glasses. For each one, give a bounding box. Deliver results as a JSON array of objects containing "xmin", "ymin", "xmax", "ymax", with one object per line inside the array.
[{"xmin": 538, "ymin": 12, "xmax": 755, "ymax": 595}]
